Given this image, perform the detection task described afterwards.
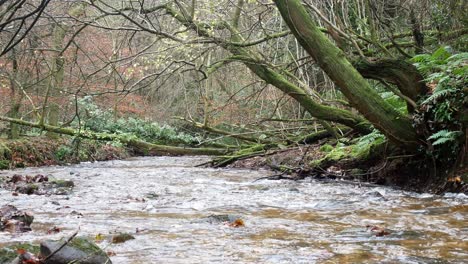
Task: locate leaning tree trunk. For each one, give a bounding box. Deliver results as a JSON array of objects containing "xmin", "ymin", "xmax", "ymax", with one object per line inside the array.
[
  {"xmin": 273, "ymin": 0, "xmax": 421, "ymax": 148},
  {"xmin": 164, "ymin": 3, "xmax": 372, "ymax": 135}
]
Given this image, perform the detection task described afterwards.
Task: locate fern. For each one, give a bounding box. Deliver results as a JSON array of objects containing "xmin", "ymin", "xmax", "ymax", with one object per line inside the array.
[
  {"xmin": 432, "ymin": 137, "xmax": 453, "ymax": 146},
  {"xmin": 431, "ymin": 46, "xmax": 452, "ymax": 61},
  {"xmin": 422, "ymin": 88, "xmax": 456, "ymax": 104},
  {"xmin": 428, "ymin": 130, "xmax": 461, "ymax": 146},
  {"xmin": 428, "ymin": 129, "xmax": 450, "ymax": 140}
]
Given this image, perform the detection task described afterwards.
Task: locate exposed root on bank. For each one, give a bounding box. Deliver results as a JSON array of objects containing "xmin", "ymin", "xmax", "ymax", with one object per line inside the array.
[{"xmin": 221, "ymin": 139, "xmax": 466, "ymax": 193}]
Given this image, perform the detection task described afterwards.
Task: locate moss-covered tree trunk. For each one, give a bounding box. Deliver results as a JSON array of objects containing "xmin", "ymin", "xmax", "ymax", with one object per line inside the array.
[
  {"xmin": 273, "ymin": 0, "xmax": 421, "ymax": 148},
  {"xmin": 165, "ymin": 4, "xmax": 371, "ymax": 134},
  {"xmin": 44, "ymin": 22, "xmax": 66, "ymax": 139},
  {"xmin": 7, "ymin": 49, "xmax": 21, "ymax": 139},
  {"xmin": 0, "ymin": 116, "xmax": 228, "ymax": 156}
]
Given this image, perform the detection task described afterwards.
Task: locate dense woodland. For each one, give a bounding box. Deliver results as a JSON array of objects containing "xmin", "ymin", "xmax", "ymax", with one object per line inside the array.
[{"xmin": 0, "ymin": 0, "xmax": 466, "ymax": 191}]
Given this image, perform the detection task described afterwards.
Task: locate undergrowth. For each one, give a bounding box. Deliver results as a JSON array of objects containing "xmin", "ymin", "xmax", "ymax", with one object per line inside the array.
[
  {"xmin": 412, "ymin": 46, "xmax": 466, "ymax": 178},
  {"xmin": 76, "ymin": 97, "xmax": 201, "ymax": 146}
]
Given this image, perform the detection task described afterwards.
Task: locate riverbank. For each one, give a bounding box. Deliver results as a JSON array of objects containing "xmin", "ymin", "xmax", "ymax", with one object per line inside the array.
[
  {"xmin": 0, "ymin": 136, "xmax": 466, "ymax": 194},
  {"xmin": 227, "ymin": 143, "xmax": 467, "ymax": 194},
  {"xmin": 0, "ymin": 136, "xmax": 129, "ymax": 170}
]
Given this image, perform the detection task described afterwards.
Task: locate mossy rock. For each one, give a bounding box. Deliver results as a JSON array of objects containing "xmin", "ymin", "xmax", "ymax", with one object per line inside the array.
[
  {"xmin": 310, "ymin": 144, "xmax": 350, "ymax": 168},
  {"xmin": 50, "ymin": 180, "xmax": 75, "ymax": 188},
  {"xmin": 40, "ymin": 237, "xmax": 111, "ymax": 264},
  {"xmin": 111, "ymin": 233, "xmax": 135, "ymax": 244},
  {"xmin": 15, "ymin": 183, "xmax": 39, "ymax": 195},
  {"xmin": 0, "ymin": 243, "xmax": 39, "ymax": 264},
  {"xmin": 351, "ymin": 137, "xmax": 386, "ymax": 160}
]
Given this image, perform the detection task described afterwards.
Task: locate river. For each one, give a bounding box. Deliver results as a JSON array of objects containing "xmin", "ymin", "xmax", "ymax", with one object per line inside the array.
[{"xmin": 0, "ymin": 156, "xmax": 467, "ymax": 263}]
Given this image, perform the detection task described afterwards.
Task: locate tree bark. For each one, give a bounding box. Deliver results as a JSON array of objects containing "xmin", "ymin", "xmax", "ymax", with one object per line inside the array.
[
  {"xmin": 45, "ymin": 23, "xmax": 66, "ymax": 138},
  {"xmin": 273, "ymin": 0, "xmax": 421, "ymax": 147},
  {"xmin": 164, "ymin": 4, "xmax": 372, "ymax": 134},
  {"xmin": 354, "ymin": 58, "xmax": 428, "ymax": 103}
]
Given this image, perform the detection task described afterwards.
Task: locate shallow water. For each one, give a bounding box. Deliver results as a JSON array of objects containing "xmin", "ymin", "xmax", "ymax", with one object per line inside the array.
[{"xmin": 0, "ymin": 156, "xmax": 467, "ymax": 263}]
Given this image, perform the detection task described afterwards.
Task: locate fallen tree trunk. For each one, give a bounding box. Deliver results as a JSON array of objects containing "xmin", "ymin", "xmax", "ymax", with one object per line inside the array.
[
  {"xmin": 175, "ymin": 117, "xmax": 271, "ymax": 144},
  {"xmin": 0, "ymin": 116, "xmax": 228, "ymax": 156}
]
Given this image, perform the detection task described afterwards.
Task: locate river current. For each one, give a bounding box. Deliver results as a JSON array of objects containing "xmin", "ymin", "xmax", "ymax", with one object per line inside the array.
[{"xmin": 0, "ymin": 156, "xmax": 466, "ymax": 263}]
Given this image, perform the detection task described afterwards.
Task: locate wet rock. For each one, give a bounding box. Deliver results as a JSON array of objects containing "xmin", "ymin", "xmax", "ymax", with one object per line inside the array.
[
  {"xmin": 145, "ymin": 192, "xmax": 159, "ymax": 199},
  {"xmin": 0, "ymin": 243, "xmax": 39, "ymax": 264},
  {"xmin": 15, "ymin": 183, "xmax": 39, "ymax": 195},
  {"xmin": 40, "ymin": 237, "xmax": 111, "ymax": 264},
  {"xmin": 111, "ymin": 233, "xmax": 135, "ymax": 244},
  {"xmin": 50, "ymin": 180, "xmax": 75, "ymax": 188},
  {"xmin": 363, "ymin": 190, "xmax": 388, "ymax": 201},
  {"xmin": 0, "ymin": 205, "xmax": 33, "ymax": 233},
  {"xmin": 1, "ymin": 174, "xmax": 74, "ymax": 196},
  {"xmin": 204, "ymin": 214, "xmax": 242, "ymax": 224}
]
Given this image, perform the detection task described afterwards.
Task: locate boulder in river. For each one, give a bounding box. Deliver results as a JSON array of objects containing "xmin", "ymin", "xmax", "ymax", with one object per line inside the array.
[
  {"xmin": 111, "ymin": 233, "xmax": 135, "ymax": 244},
  {"xmin": 1, "ymin": 174, "xmax": 74, "ymax": 196},
  {"xmin": 40, "ymin": 237, "xmax": 111, "ymax": 264},
  {"xmin": 0, "ymin": 205, "xmax": 33, "ymax": 232}
]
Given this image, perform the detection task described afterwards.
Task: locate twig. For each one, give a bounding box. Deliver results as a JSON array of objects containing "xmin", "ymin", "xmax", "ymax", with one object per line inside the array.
[
  {"xmin": 252, "ymin": 173, "xmax": 294, "ymax": 183},
  {"xmin": 41, "ymin": 230, "xmax": 79, "ymax": 263}
]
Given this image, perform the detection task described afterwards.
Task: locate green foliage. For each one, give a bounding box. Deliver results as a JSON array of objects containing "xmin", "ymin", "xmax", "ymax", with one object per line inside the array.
[
  {"xmin": 320, "ymin": 144, "xmax": 334, "ymax": 152},
  {"xmin": 351, "ymin": 130, "xmax": 386, "ymax": 159},
  {"xmin": 427, "ymin": 129, "xmax": 462, "ymax": 146},
  {"xmin": 76, "ymin": 97, "xmax": 200, "ymax": 146},
  {"xmin": 379, "ymin": 91, "xmax": 407, "ymax": 114},
  {"xmin": 412, "ymin": 47, "xmax": 466, "ymax": 166},
  {"xmin": 0, "ymin": 160, "xmax": 9, "ymax": 169},
  {"xmin": 55, "ymin": 145, "xmax": 73, "ymax": 161}
]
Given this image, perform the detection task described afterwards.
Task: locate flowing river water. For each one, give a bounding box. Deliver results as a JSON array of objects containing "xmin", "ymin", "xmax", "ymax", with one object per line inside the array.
[{"xmin": 0, "ymin": 156, "xmax": 467, "ymax": 263}]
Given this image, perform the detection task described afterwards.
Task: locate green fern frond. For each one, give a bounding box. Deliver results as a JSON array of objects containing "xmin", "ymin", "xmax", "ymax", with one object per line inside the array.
[
  {"xmin": 431, "ymin": 46, "xmax": 452, "ymax": 61},
  {"xmin": 432, "ymin": 137, "xmax": 453, "ymax": 146},
  {"xmin": 422, "ymin": 89, "xmax": 455, "ymax": 104},
  {"xmin": 428, "ymin": 129, "xmax": 450, "ymax": 140},
  {"xmin": 428, "ymin": 130, "xmax": 462, "ymax": 145}
]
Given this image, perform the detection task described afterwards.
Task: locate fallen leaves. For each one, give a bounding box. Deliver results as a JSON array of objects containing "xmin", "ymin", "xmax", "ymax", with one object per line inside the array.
[
  {"xmin": 95, "ymin": 233, "xmax": 105, "ymax": 242},
  {"xmin": 47, "ymin": 226, "xmax": 61, "ymax": 234},
  {"xmin": 227, "ymin": 218, "xmax": 245, "ymax": 228},
  {"xmin": 16, "ymin": 248, "xmax": 40, "ymax": 264},
  {"xmin": 366, "ymin": 225, "xmax": 391, "ymax": 237}
]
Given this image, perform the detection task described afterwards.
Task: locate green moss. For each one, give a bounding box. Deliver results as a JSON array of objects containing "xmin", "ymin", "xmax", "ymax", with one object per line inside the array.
[
  {"xmin": 320, "ymin": 144, "xmax": 334, "ymax": 152},
  {"xmin": 352, "ymin": 137, "xmax": 385, "ymax": 159},
  {"xmin": 50, "ymin": 179, "xmax": 75, "ymax": 188},
  {"xmin": 0, "ymin": 143, "xmax": 11, "ymax": 159},
  {"xmin": 111, "ymin": 233, "xmax": 135, "ymax": 244},
  {"xmin": 310, "ymin": 143, "xmax": 351, "ymax": 168},
  {"xmin": 67, "ymin": 237, "xmax": 106, "ymax": 256},
  {"xmin": 0, "ymin": 160, "xmax": 9, "ymax": 170}
]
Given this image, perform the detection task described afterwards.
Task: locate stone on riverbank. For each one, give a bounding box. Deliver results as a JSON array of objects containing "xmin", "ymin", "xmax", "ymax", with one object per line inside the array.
[
  {"xmin": 0, "ymin": 205, "xmax": 33, "ymax": 233},
  {"xmin": 40, "ymin": 237, "xmax": 111, "ymax": 264}
]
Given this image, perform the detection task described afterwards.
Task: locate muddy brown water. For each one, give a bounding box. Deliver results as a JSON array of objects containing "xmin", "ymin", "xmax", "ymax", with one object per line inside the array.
[{"xmin": 0, "ymin": 156, "xmax": 467, "ymax": 263}]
